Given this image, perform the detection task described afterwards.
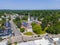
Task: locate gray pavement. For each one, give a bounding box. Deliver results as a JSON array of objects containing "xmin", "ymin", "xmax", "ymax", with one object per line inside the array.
[
  {"xmin": 9, "ymin": 15, "xmax": 23, "ymax": 43},
  {"xmin": 10, "ymin": 15, "xmax": 21, "ymax": 36}
]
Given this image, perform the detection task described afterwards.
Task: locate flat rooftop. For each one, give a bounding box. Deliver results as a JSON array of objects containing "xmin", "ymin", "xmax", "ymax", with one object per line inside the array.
[{"xmin": 17, "ymin": 38, "xmax": 60, "ymax": 45}]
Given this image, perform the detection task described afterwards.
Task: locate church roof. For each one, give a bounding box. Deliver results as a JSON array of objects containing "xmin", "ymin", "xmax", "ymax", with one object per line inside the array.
[{"xmin": 22, "ymin": 22, "xmax": 28, "ymax": 27}]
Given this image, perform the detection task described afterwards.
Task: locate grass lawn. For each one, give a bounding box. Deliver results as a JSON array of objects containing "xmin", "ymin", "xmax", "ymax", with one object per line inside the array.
[
  {"xmin": 20, "ymin": 20, "xmax": 28, "ymax": 22},
  {"xmin": 40, "ymin": 31, "xmax": 46, "ymax": 34},
  {"xmin": 24, "ymin": 32, "xmax": 34, "ymax": 36}
]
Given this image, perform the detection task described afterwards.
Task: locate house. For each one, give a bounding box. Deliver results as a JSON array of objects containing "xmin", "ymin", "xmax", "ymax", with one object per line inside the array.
[{"xmin": 0, "ymin": 22, "xmax": 12, "ymax": 39}]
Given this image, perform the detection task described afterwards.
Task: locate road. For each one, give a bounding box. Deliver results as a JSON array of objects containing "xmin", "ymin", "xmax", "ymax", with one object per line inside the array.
[
  {"xmin": 10, "ymin": 15, "xmax": 21, "ymax": 36},
  {"xmin": 8, "ymin": 15, "xmax": 24, "ymax": 43}
]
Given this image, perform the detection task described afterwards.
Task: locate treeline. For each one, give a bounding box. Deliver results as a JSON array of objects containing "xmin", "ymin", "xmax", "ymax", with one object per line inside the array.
[
  {"xmin": 0, "ymin": 10, "xmax": 60, "ymax": 15},
  {"xmin": 0, "ymin": 10, "xmax": 60, "ymax": 34}
]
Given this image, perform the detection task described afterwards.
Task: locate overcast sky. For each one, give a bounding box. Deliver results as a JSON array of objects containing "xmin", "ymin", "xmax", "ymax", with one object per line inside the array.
[{"xmin": 0, "ymin": 0, "xmax": 60, "ymax": 10}]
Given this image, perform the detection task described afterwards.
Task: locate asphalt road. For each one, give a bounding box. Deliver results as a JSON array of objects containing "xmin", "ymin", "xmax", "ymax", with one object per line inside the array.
[{"xmin": 10, "ymin": 15, "xmax": 21, "ymax": 36}]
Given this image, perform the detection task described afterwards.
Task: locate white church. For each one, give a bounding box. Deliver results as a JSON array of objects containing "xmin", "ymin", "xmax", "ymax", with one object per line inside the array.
[{"xmin": 21, "ymin": 13, "xmax": 39, "ymax": 32}]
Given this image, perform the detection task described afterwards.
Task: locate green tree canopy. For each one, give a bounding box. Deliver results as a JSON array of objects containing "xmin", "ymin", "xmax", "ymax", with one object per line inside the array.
[
  {"xmin": 33, "ymin": 24, "xmax": 42, "ymax": 34},
  {"xmin": 20, "ymin": 28, "xmax": 25, "ymax": 33}
]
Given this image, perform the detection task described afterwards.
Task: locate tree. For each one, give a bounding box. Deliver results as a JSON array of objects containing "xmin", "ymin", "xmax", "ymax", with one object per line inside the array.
[
  {"xmin": 22, "ymin": 16, "xmax": 28, "ymax": 20},
  {"xmin": 13, "ymin": 17, "xmax": 21, "ymax": 28},
  {"xmin": 8, "ymin": 16, "xmax": 11, "ymax": 20},
  {"xmin": 31, "ymin": 22, "xmax": 36, "ymax": 27},
  {"xmin": 46, "ymin": 23, "xmax": 60, "ymax": 34},
  {"xmin": 33, "ymin": 24, "xmax": 42, "ymax": 34},
  {"xmin": 20, "ymin": 28, "xmax": 25, "ymax": 32}
]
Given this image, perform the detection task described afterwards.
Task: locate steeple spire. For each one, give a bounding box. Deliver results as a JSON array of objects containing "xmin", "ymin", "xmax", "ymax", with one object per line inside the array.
[{"xmin": 28, "ymin": 13, "xmax": 30, "ymax": 23}]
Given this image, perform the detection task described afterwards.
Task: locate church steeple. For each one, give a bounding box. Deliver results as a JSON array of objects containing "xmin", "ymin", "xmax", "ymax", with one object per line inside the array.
[{"xmin": 28, "ymin": 13, "xmax": 30, "ymax": 23}]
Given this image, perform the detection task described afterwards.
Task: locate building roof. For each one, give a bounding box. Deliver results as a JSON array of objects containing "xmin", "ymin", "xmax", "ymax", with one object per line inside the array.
[
  {"xmin": 0, "ymin": 22, "xmax": 12, "ymax": 37},
  {"xmin": 22, "ymin": 22, "xmax": 28, "ymax": 27},
  {"xmin": 4, "ymin": 22, "xmax": 11, "ymax": 27},
  {"xmin": 0, "ymin": 29, "xmax": 12, "ymax": 37},
  {"xmin": 17, "ymin": 38, "xmax": 60, "ymax": 45},
  {"xmin": 17, "ymin": 41, "xmax": 36, "ymax": 45}
]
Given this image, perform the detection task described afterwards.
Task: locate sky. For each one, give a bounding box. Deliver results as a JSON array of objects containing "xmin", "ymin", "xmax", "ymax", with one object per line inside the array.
[{"xmin": 0, "ymin": 0, "xmax": 60, "ymax": 10}]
